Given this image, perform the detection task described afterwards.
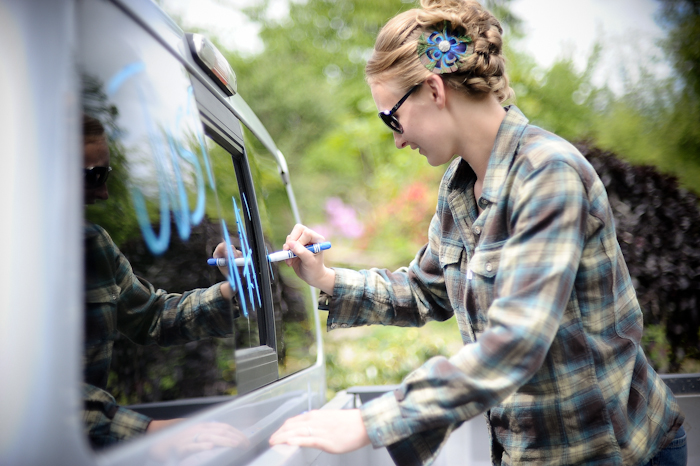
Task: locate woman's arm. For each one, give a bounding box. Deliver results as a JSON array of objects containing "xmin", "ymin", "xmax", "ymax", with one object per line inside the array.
[{"xmin": 284, "ymin": 219, "xmax": 454, "ymax": 329}]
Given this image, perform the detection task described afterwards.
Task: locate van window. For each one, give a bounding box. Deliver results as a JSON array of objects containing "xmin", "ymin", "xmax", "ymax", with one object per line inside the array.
[
  {"xmin": 245, "ymin": 132, "xmax": 318, "ymax": 377},
  {"xmin": 78, "ymin": 0, "xmax": 267, "ymax": 446}
]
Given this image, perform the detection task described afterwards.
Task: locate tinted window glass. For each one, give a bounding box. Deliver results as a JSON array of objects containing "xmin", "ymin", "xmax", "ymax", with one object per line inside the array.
[
  {"xmin": 245, "ymin": 133, "xmax": 317, "ymax": 377},
  {"xmin": 78, "ymin": 0, "xmax": 264, "ymax": 446},
  {"xmin": 204, "ymin": 136, "xmax": 263, "ymax": 352}
]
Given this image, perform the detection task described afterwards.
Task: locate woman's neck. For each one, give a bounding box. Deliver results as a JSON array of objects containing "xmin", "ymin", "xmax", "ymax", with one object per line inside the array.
[{"xmin": 451, "ymin": 93, "xmax": 506, "ymax": 183}]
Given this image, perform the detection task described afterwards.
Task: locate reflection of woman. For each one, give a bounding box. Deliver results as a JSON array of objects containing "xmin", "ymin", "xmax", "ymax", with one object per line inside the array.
[
  {"xmin": 82, "ymin": 115, "xmax": 241, "ymax": 449},
  {"xmin": 270, "ymin": 1, "xmax": 686, "ymax": 465}
]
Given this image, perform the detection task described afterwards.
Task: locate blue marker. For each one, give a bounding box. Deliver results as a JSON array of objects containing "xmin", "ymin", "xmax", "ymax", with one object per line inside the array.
[{"xmin": 208, "ymin": 242, "xmax": 331, "ymax": 267}]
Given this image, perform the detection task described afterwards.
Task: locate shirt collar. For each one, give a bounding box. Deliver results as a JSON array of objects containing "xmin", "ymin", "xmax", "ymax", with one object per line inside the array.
[{"xmin": 480, "ymin": 105, "xmax": 529, "ymax": 203}]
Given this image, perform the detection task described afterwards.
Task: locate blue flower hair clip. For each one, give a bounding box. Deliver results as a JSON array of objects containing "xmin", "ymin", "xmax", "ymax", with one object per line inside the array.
[{"xmin": 417, "ymin": 23, "xmax": 473, "ymax": 74}]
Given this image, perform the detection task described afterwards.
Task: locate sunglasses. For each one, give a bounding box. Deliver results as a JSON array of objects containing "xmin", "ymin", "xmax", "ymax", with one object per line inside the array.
[
  {"xmin": 84, "ymin": 166, "xmax": 112, "ymax": 189},
  {"xmin": 378, "ymin": 84, "xmax": 421, "ymax": 133}
]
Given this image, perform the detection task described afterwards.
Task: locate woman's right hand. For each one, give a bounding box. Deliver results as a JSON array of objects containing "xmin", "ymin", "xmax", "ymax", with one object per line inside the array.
[{"xmin": 285, "ymin": 224, "xmax": 336, "ymax": 295}]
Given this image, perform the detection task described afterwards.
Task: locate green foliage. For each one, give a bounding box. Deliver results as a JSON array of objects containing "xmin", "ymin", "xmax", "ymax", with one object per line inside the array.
[
  {"xmin": 160, "ymin": 0, "xmax": 700, "ymax": 382},
  {"xmin": 642, "ymin": 324, "xmax": 672, "ymax": 374},
  {"xmin": 322, "ymin": 315, "xmax": 463, "ymax": 398},
  {"xmin": 660, "ymin": 0, "xmax": 700, "ymax": 95},
  {"xmin": 515, "ymin": 47, "xmax": 603, "ymax": 141}
]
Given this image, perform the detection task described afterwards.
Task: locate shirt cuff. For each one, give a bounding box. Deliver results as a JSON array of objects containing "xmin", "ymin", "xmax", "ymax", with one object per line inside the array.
[
  {"xmin": 205, "ymin": 283, "xmax": 236, "ymax": 331},
  {"xmin": 322, "ymin": 268, "xmax": 367, "ymax": 331},
  {"xmin": 360, "ymin": 389, "xmax": 414, "ymax": 448},
  {"xmin": 318, "ymin": 290, "xmax": 331, "ymax": 311},
  {"xmin": 317, "ymin": 267, "xmax": 344, "ymax": 312},
  {"xmin": 110, "ymin": 406, "xmax": 152, "ymax": 440}
]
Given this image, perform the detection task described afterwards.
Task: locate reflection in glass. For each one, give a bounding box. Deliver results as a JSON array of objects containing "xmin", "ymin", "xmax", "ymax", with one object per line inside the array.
[
  {"xmin": 205, "ymin": 137, "xmax": 263, "ymax": 351},
  {"xmin": 244, "ymin": 131, "xmax": 317, "ymax": 378},
  {"xmin": 79, "ymin": 0, "xmax": 243, "ymax": 449}
]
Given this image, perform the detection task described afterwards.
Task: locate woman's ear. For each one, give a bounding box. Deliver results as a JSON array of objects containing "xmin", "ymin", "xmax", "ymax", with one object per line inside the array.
[{"xmin": 424, "ymin": 75, "xmax": 447, "ymax": 109}]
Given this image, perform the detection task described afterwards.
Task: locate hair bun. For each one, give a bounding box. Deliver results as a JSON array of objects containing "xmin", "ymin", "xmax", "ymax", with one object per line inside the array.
[{"xmin": 366, "ymin": 0, "xmax": 514, "ymax": 103}]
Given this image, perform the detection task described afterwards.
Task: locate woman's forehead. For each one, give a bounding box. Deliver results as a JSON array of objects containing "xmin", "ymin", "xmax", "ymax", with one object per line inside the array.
[
  {"xmin": 370, "ymin": 81, "xmax": 403, "ymax": 109},
  {"xmin": 84, "ymin": 137, "xmax": 110, "ymax": 166}
]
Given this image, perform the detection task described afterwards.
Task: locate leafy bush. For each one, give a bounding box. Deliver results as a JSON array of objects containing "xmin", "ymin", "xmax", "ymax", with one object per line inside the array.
[
  {"xmin": 580, "ymin": 143, "xmax": 700, "ymax": 371},
  {"xmin": 322, "ymin": 317, "xmax": 463, "ymax": 399}
]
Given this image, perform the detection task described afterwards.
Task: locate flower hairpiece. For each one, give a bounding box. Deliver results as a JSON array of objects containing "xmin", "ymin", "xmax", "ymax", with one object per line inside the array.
[{"xmin": 417, "ymin": 22, "xmax": 473, "ymax": 74}]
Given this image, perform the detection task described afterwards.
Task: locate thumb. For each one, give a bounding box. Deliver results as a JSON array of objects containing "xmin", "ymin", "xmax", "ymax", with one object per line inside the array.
[{"xmin": 288, "ymin": 240, "xmax": 313, "ymax": 259}]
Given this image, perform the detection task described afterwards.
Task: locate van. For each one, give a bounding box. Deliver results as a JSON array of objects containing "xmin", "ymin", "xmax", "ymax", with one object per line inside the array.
[
  {"xmin": 2, "ymin": 0, "xmax": 327, "ymax": 463},
  {"xmin": 2, "ymin": 1, "xmax": 699, "ymax": 465}
]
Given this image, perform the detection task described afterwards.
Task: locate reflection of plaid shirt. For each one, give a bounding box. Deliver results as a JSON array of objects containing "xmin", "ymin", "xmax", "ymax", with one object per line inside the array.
[
  {"xmin": 83, "ymin": 223, "xmax": 233, "ymax": 447},
  {"xmin": 320, "ymin": 106, "xmax": 684, "ymax": 465}
]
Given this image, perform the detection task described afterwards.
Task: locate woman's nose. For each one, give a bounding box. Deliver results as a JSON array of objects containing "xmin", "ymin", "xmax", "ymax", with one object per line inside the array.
[
  {"xmin": 393, "ymin": 132, "xmax": 407, "ymax": 149},
  {"xmin": 96, "ymin": 184, "xmax": 109, "ymax": 200}
]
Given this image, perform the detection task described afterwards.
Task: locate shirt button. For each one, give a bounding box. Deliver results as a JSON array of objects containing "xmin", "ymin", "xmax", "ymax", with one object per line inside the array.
[
  {"xmin": 473, "ymin": 226, "xmax": 481, "ymax": 235},
  {"xmin": 485, "ymin": 263, "xmax": 493, "ymax": 272},
  {"xmin": 479, "ymin": 198, "xmax": 488, "ymax": 207},
  {"xmin": 341, "ymin": 323, "xmax": 349, "ymax": 328}
]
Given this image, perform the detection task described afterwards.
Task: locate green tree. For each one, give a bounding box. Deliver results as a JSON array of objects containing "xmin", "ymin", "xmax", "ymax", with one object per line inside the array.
[
  {"xmin": 659, "ymin": 0, "xmax": 700, "ymax": 167},
  {"xmin": 161, "ymin": 0, "xmax": 700, "ymax": 382}
]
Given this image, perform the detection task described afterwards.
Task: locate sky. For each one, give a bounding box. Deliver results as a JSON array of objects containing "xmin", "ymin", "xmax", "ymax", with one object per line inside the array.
[
  {"xmin": 510, "ymin": 0, "xmax": 671, "ymax": 91},
  {"xmin": 160, "ymin": 0, "xmax": 672, "ymax": 93}
]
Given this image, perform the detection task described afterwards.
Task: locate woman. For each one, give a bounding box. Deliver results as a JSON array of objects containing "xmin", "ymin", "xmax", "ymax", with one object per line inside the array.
[{"xmin": 269, "ymin": 1, "xmax": 686, "ymax": 464}]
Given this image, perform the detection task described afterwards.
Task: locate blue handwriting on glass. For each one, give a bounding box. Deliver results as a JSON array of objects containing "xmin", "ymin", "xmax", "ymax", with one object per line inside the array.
[{"xmin": 106, "ymin": 62, "xmax": 260, "ymax": 314}]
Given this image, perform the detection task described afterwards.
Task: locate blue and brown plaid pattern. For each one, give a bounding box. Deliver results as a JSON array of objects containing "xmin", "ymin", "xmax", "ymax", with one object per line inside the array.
[
  {"xmin": 83, "ymin": 223, "xmax": 233, "ymax": 446},
  {"xmin": 319, "ymin": 106, "xmax": 684, "ymax": 465}
]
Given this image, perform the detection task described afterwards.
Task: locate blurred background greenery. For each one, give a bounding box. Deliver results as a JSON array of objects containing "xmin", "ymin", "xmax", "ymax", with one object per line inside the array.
[{"xmin": 158, "ymin": 0, "xmax": 700, "ymax": 398}]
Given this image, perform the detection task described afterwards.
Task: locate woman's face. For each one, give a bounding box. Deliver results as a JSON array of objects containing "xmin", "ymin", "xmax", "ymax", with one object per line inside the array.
[
  {"xmin": 84, "ymin": 135, "xmax": 111, "ymax": 205},
  {"xmin": 370, "ymin": 79, "xmax": 455, "ymax": 167}
]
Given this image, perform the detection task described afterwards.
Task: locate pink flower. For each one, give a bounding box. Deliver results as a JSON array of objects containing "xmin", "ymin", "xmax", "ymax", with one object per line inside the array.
[{"xmin": 325, "ymin": 197, "xmax": 364, "ymax": 239}]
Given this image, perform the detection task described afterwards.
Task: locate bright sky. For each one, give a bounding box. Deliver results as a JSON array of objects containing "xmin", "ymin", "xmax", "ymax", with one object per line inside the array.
[
  {"xmin": 510, "ymin": 0, "xmax": 671, "ymax": 91},
  {"xmin": 161, "ymin": 0, "xmax": 672, "ymax": 92}
]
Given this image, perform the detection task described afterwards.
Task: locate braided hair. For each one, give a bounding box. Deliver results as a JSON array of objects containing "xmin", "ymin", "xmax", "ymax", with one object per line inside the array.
[{"xmin": 365, "ymin": 0, "xmax": 513, "ymax": 103}]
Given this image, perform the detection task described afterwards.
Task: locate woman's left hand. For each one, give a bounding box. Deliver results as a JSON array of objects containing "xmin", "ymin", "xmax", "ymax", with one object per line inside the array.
[{"xmin": 269, "ymin": 409, "xmax": 371, "ymax": 454}]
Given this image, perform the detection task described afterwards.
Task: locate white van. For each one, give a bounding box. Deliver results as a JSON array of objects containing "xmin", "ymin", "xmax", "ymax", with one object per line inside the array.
[
  {"xmin": 1, "ymin": 1, "xmax": 699, "ymax": 465},
  {"xmin": 1, "ymin": 0, "xmax": 329, "ymax": 463}
]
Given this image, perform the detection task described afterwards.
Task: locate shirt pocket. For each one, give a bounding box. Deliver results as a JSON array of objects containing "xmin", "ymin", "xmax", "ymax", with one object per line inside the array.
[
  {"xmin": 84, "ymin": 285, "xmax": 120, "ymax": 344},
  {"xmin": 439, "ymin": 240, "xmax": 465, "ymax": 301},
  {"xmin": 468, "ymin": 242, "xmax": 505, "ymax": 323},
  {"xmin": 439, "ymin": 239, "xmax": 463, "ymax": 268}
]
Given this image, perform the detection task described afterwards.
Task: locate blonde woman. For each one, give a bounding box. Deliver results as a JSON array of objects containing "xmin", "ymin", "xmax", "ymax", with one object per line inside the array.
[{"xmin": 270, "ymin": 1, "xmax": 685, "ymax": 464}]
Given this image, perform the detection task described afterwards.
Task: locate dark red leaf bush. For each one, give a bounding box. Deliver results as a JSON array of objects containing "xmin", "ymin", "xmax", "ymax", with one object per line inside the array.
[{"xmin": 579, "ymin": 143, "xmax": 700, "ymax": 371}]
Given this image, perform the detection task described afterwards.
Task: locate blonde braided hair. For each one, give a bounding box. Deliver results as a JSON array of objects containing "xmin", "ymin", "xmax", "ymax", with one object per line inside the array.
[{"xmin": 365, "ymin": 0, "xmax": 513, "ymax": 103}]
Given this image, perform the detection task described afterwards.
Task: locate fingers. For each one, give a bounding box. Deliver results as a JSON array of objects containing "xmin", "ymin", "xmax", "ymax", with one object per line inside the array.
[
  {"xmin": 149, "ymin": 421, "xmax": 251, "ymax": 461},
  {"xmin": 213, "ymin": 242, "xmax": 243, "ymax": 259},
  {"xmin": 269, "ymin": 415, "xmax": 314, "ymax": 447},
  {"xmin": 174, "ymin": 441, "xmax": 215, "ymax": 457},
  {"xmin": 194, "ymin": 422, "xmax": 250, "ymax": 448},
  {"xmin": 269, "ymin": 409, "xmax": 370, "ymax": 454},
  {"xmin": 213, "ymin": 242, "xmax": 243, "ymax": 280},
  {"xmin": 285, "ymin": 224, "xmax": 326, "ymax": 251},
  {"xmin": 286, "ymin": 239, "xmax": 315, "ymax": 261},
  {"xmin": 284, "ymin": 225, "xmax": 326, "ymax": 267},
  {"xmin": 213, "ymin": 242, "xmax": 228, "ymax": 258}
]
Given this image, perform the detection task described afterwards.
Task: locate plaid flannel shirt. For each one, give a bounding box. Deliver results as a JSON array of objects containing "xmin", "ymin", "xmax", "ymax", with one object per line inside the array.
[
  {"xmin": 319, "ymin": 106, "xmax": 683, "ymax": 465},
  {"xmin": 83, "ymin": 223, "xmax": 233, "ymax": 447}
]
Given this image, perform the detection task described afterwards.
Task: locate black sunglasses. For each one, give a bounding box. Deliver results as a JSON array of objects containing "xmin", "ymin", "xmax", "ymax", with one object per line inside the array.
[
  {"xmin": 378, "ymin": 84, "xmax": 421, "ymax": 133},
  {"xmin": 84, "ymin": 166, "xmax": 112, "ymax": 189}
]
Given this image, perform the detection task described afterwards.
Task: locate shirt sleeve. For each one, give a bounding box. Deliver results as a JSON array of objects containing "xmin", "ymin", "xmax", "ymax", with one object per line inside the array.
[
  {"xmin": 109, "ymin": 240, "xmax": 235, "ymax": 346},
  {"xmin": 320, "ymin": 213, "xmax": 454, "ymax": 332},
  {"xmin": 82, "ymin": 383, "xmax": 151, "ymax": 448},
  {"xmin": 358, "ymin": 161, "xmax": 591, "ymax": 458}
]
